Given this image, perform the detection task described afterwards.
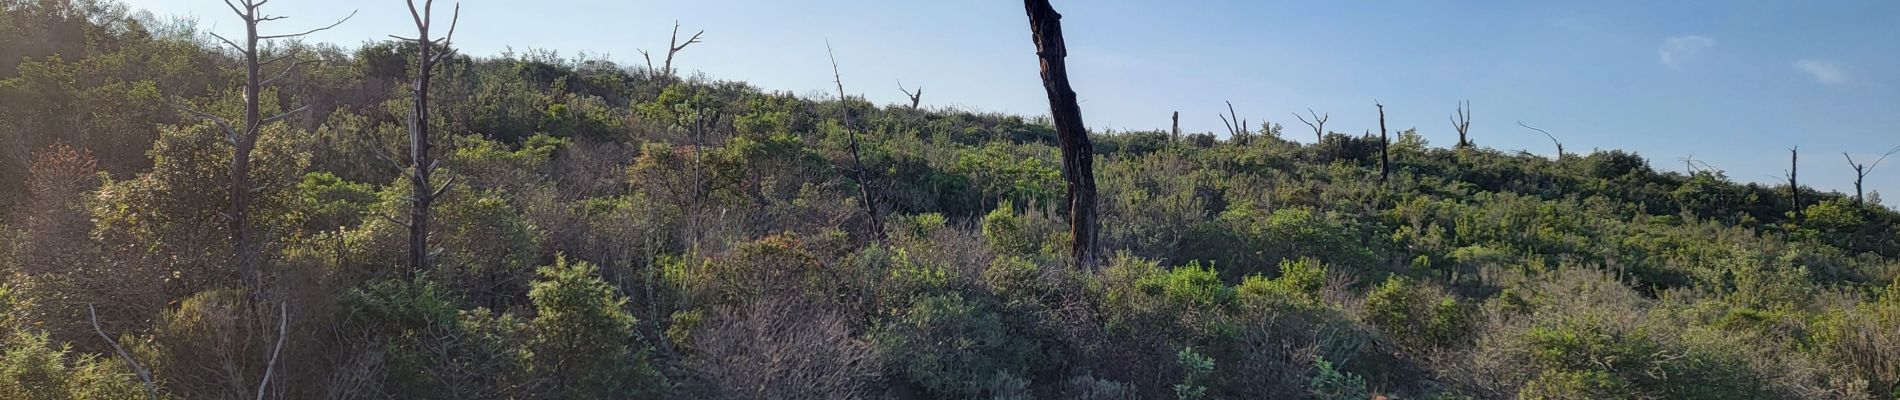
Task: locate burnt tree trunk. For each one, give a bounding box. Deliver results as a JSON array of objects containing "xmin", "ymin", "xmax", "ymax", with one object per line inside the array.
[
  {"xmin": 403, "ymin": 1, "xmax": 458, "ymax": 279},
  {"xmin": 1024, "ymin": 0, "xmax": 1099, "ymax": 268},
  {"xmin": 1171, "ymin": 111, "xmax": 1180, "ymax": 143},
  {"xmin": 233, "ymin": 19, "xmax": 260, "ymax": 291},
  {"xmin": 1788, "ymin": 147, "xmax": 1799, "ymax": 214},
  {"xmin": 828, "ymin": 44, "xmax": 884, "ymax": 240},
  {"xmin": 1377, "ymin": 102, "xmax": 1389, "ymax": 181}
]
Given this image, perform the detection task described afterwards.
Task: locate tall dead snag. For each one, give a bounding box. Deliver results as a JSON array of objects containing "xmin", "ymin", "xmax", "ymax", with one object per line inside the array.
[
  {"xmin": 1171, "ymin": 111, "xmax": 1181, "ymax": 143},
  {"xmin": 898, "ymin": 80, "xmax": 923, "ymax": 109},
  {"xmin": 1451, "ymin": 100, "xmax": 1472, "ymax": 148},
  {"xmin": 1218, "ymin": 100, "xmax": 1247, "ymax": 136},
  {"xmin": 1376, "ymin": 101, "xmax": 1389, "ymax": 181},
  {"xmin": 1787, "ymin": 147, "xmax": 1799, "ymax": 213},
  {"xmin": 1843, "ymin": 145, "xmax": 1900, "ymax": 205},
  {"xmin": 391, "ymin": 0, "xmax": 460, "ymax": 279},
  {"xmin": 828, "ymin": 42, "xmax": 883, "ymax": 240},
  {"xmin": 640, "ymin": 20, "xmax": 704, "ymax": 80},
  {"xmin": 1516, "ymin": 121, "xmax": 1563, "ymax": 158},
  {"xmin": 180, "ymin": 0, "xmax": 354, "ymax": 293},
  {"xmin": 1293, "ymin": 108, "xmax": 1328, "ymax": 142},
  {"xmin": 1023, "ymin": 0, "xmax": 1099, "ymax": 268}
]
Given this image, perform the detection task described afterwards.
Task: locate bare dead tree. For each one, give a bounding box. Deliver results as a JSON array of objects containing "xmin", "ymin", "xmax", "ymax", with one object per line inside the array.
[
  {"xmin": 1678, "ymin": 154, "xmax": 1721, "ymax": 176},
  {"xmin": 384, "ymin": 0, "xmax": 461, "ymax": 280},
  {"xmin": 827, "ymin": 42, "xmax": 883, "ymax": 241},
  {"xmin": 1451, "ymin": 100, "xmax": 1472, "ymax": 148},
  {"xmin": 1843, "ymin": 145, "xmax": 1900, "ymax": 205},
  {"xmin": 90, "ymin": 304, "xmax": 159, "ymax": 400},
  {"xmin": 1293, "ymin": 108, "xmax": 1328, "ymax": 142},
  {"xmin": 1024, "ymin": 0, "xmax": 1100, "ymax": 268},
  {"xmin": 1787, "ymin": 147, "xmax": 1799, "ymax": 213},
  {"xmin": 255, "ymin": 302, "xmax": 288, "ymax": 400},
  {"xmin": 1516, "ymin": 121, "xmax": 1563, "ymax": 158},
  {"xmin": 639, "ymin": 20, "xmax": 704, "ymax": 80},
  {"xmin": 1218, "ymin": 100, "xmax": 1247, "ymax": 136},
  {"xmin": 178, "ymin": 0, "xmax": 354, "ymax": 294},
  {"xmin": 1376, "ymin": 101, "xmax": 1389, "ymax": 181},
  {"xmin": 897, "ymin": 80, "xmax": 922, "ymax": 109},
  {"xmin": 1171, "ymin": 111, "xmax": 1181, "ymax": 143}
]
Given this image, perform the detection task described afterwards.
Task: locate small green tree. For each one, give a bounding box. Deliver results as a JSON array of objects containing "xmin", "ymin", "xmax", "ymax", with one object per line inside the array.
[{"xmin": 526, "ymin": 255, "xmax": 666, "ymax": 399}]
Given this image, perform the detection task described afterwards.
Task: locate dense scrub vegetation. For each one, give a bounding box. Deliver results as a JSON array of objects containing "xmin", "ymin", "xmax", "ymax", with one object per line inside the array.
[{"xmin": 4, "ymin": 1, "xmax": 1900, "ymax": 398}]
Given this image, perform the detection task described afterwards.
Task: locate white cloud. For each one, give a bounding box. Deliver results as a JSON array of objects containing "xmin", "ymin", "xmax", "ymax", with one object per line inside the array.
[
  {"xmin": 1658, "ymin": 35, "xmax": 1715, "ymax": 70},
  {"xmin": 1793, "ymin": 59, "xmax": 1850, "ymax": 85}
]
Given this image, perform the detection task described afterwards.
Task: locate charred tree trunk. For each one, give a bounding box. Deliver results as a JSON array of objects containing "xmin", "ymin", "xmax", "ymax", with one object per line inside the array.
[
  {"xmin": 1788, "ymin": 147, "xmax": 1799, "ymax": 213},
  {"xmin": 1171, "ymin": 111, "xmax": 1180, "ymax": 143},
  {"xmin": 1377, "ymin": 102, "xmax": 1389, "ymax": 181},
  {"xmin": 185, "ymin": 1, "xmax": 353, "ymax": 293},
  {"xmin": 1024, "ymin": 0, "xmax": 1099, "ymax": 268},
  {"xmin": 828, "ymin": 43, "xmax": 884, "ymax": 240},
  {"xmin": 1451, "ymin": 100, "xmax": 1472, "ymax": 149},
  {"xmin": 233, "ymin": 19, "xmax": 260, "ymax": 290},
  {"xmin": 401, "ymin": 0, "xmax": 459, "ymax": 279},
  {"xmin": 899, "ymin": 81, "xmax": 923, "ymax": 109}
]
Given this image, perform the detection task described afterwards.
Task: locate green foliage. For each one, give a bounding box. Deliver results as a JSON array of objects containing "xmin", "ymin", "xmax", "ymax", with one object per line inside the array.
[
  {"xmin": 1172, "ymin": 346, "xmax": 1214, "ymax": 400},
  {"xmin": 1309, "ymin": 356, "xmax": 1368, "ymax": 400},
  {"xmin": 0, "ymin": 331, "xmax": 154, "ymax": 400},
  {"xmin": 8, "ymin": 4, "xmax": 1900, "ymax": 398},
  {"xmin": 526, "ymin": 255, "xmax": 666, "ymax": 399},
  {"xmin": 1363, "ymin": 275, "xmax": 1474, "ymax": 351},
  {"xmin": 1516, "ymin": 317, "xmax": 1762, "ymax": 399},
  {"xmin": 872, "ymin": 293, "xmax": 1041, "ymax": 399}
]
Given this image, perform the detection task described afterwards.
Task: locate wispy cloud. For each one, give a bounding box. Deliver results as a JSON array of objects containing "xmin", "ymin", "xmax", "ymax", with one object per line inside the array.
[
  {"xmin": 1793, "ymin": 59, "xmax": 1850, "ymax": 85},
  {"xmin": 1658, "ymin": 35, "xmax": 1715, "ymax": 70}
]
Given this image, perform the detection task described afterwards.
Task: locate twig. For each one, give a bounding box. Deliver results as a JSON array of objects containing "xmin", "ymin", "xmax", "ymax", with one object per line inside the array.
[{"xmin": 91, "ymin": 305, "xmax": 160, "ymax": 399}]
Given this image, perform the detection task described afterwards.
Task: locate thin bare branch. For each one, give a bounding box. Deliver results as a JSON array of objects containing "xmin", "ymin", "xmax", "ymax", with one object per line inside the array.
[
  {"xmin": 91, "ymin": 305, "xmax": 159, "ymax": 400},
  {"xmin": 174, "ymin": 104, "xmax": 241, "ymax": 143},
  {"xmin": 1516, "ymin": 121, "xmax": 1563, "ymax": 157},
  {"xmin": 1293, "ymin": 108, "xmax": 1328, "ymax": 142},
  {"xmin": 260, "ymin": 104, "xmax": 310, "ymax": 125},
  {"xmin": 209, "ymin": 32, "xmax": 246, "ymax": 53},
  {"xmin": 256, "ymin": 302, "xmax": 288, "ymax": 400},
  {"xmin": 897, "ymin": 79, "xmax": 922, "ymax": 109},
  {"xmin": 431, "ymin": 174, "xmax": 456, "ymax": 199},
  {"xmin": 259, "ymin": 58, "xmax": 317, "ymax": 87},
  {"xmin": 221, "ymin": 0, "xmax": 248, "ymax": 19},
  {"xmin": 257, "ymin": 9, "xmax": 357, "ymax": 40}
]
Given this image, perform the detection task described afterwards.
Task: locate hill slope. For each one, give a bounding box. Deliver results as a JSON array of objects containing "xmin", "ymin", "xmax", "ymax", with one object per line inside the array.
[{"xmin": 3, "ymin": 2, "xmax": 1899, "ymax": 399}]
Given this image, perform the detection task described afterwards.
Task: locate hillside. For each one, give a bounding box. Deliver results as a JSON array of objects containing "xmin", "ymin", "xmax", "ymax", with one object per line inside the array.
[{"xmin": 3, "ymin": 1, "xmax": 1899, "ymax": 399}]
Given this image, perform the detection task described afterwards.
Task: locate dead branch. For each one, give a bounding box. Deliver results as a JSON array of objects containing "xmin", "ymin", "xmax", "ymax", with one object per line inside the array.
[
  {"xmin": 661, "ymin": 20, "xmax": 704, "ymax": 78},
  {"xmin": 1219, "ymin": 100, "xmax": 1246, "ymax": 136},
  {"xmin": 90, "ymin": 305, "xmax": 160, "ymax": 400},
  {"xmin": 898, "ymin": 80, "xmax": 922, "ymax": 109},
  {"xmin": 1451, "ymin": 100, "xmax": 1472, "ymax": 148},
  {"xmin": 1843, "ymin": 145, "xmax": 1900, "ymax": 205},
  {"xmin": 1293, "ymin": 108, "xmax": 1328, "ymax": 142},
  {"xmin": 1516, "ymin": 121, "xmax": 1563, "ymax": 158},
  {"xmin": 256, "ymin": 302, "xmax": 288, "ymax": 400},
  {"xmin": 827, "ymin": 41, "xmax": 884, "ymax": 240}
]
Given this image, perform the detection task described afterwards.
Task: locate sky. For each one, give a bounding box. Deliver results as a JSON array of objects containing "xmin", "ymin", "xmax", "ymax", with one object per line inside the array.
[{"xmin": 121, "ymin": 0, "xmax": 1900, "ymax": 202}]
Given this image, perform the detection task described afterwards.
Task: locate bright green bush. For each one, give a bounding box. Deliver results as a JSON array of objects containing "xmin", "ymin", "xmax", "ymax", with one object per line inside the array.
[{"xmin": 525, "ymin": 255, "xmax": 666, "ymax": 399}]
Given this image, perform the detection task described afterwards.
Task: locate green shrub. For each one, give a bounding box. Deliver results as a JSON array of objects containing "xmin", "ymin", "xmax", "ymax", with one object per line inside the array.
[
  {"xmin": 1309, "ymin": 355, "xmax": 1368, "ymax": 400},
  {"xmin": 1173, "ymin": 346, "xmax": 1215, "ymax": 400},
  {"xmin": 1363, "ymin": 275, "xmax": 1474, "ymax": 351},
  {"xmin": 0, "ymin": 330, "xmax": 154, "ymax": 400},
  {"xmin": 872, "ymin": 293, "xmax": 1040, "ymax": 399},
  {"xmin": 526, "ymin": 256, "xmax": 666, "ymax": 399}
]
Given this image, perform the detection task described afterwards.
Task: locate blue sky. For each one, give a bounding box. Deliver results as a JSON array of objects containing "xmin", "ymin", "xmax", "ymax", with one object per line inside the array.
[{"xmin": 123, "ymin": 0, "xmax": 1900, "ymax": 201}]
